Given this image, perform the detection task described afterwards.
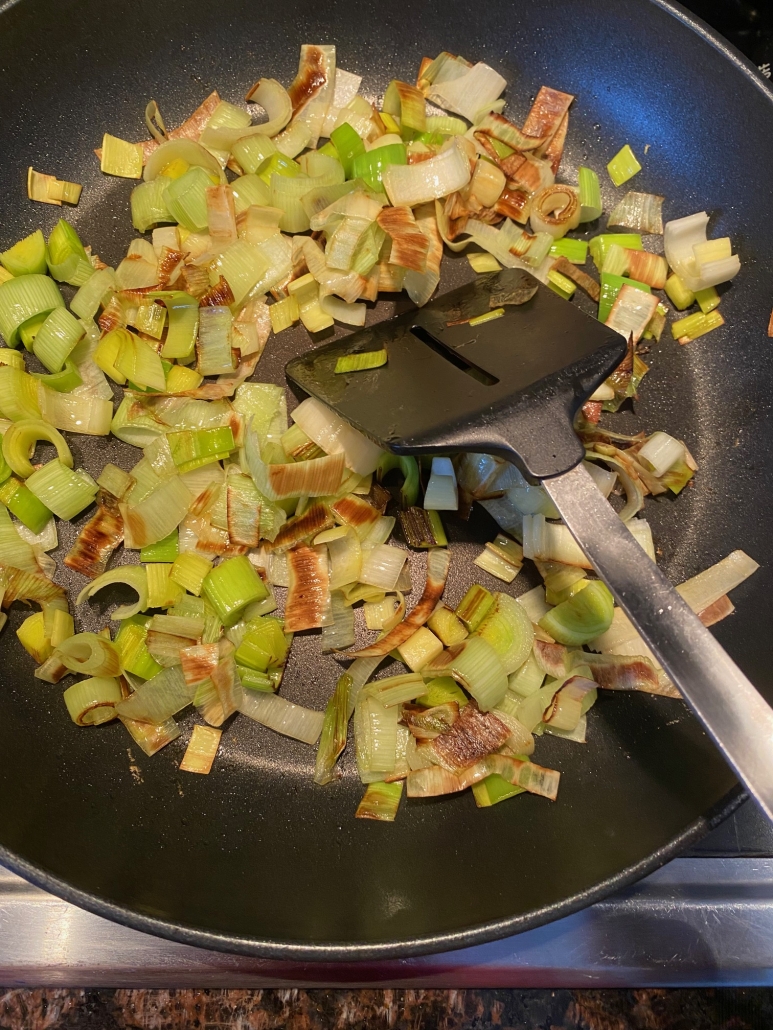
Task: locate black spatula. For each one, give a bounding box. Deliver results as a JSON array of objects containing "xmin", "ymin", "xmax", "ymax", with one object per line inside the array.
[{"xmin": 286, "ymin": 268, "xmax": 773, "ymax": 821}]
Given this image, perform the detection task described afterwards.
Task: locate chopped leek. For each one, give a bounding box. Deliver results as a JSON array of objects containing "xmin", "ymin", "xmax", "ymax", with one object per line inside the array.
[
  {"xmin": 26, "ymin": 460, "xmax": 97, "ymax": 520},
  {"xmin": 101, "ymin": 134, "xmax": 143, "ymax": 178},
  {"xmin": 547, "ymin": 269, "xmax": 577, "ymax": 300},
  {"xmin": 467, "ymin": 253, "xmax": 502, "ymax": 273},
  {"xmin": 0, "ymin": 273, "xmax": 65, "ymax": 348},
  {"xmin": 428, "ymin": 636, "xmax": 508, "ymax": 711},
  {"xmin": 671, "ymin": 309, "xmax": 724, "ymax": 343},
  {"xmin": 355, "ymin": 781, "xmax": 403, "ymax": 821},
  {"xmin": 64, "ymin": 677, "xmax": 123, "ymax": 726},
  {"xmin": 578, "ymin": 167, "xmax": 602, "ymax": 222},
  {"xmin": 334, "ymin": 349, "xmax": 387, "ymax": 374},
  {"xmin": 0, "ymin": 476, "xmax": 53, "ymax": 534},
  {"xmin": 202, "ymin": 555, "xmax": 268, "ymax": 626},
  {"xmin": 607, "ymin": 144, "xmax": 641, "ymax": 187},
  {"xmin": 179, "ymin": 725, "xmax": 222, "ymax": 774},
  {"xmin": 455, "ymin": 584, "xmax": 494, "ymax": 632},
  {"xmin": 695, "ymin": 286, "xmax": 720, "ymax": 314},
  {"xmin": 2, "ymin": 420, "xmax": 72, "ymax": 479},
  {"xmin": 140, "ymin": 531, "xmax": 179, "ymax": 563},
  {"xmin": 1, "ymin": 230, "xmax": 48, "ymax": 277},
  {"xmin": 314, "ymin": 673, "xmax": 351, "ymax": 785},
  {"xmin": 398, "ymin": 507, "xmax": 447, "ymax": 548},
  {"xmin": 47, "ymin": 219, "xmax": 93, "ymax": 286},
  {"xmin": 664, "ymin": 273, "xmax": 696, "ymax": 311},
  {"xmin": 163, "ymin": 166, "xmax": 213, "ymax": 233},
  {"xmin": 549, "ymin": 238, "xmax": 589, "ymax": 264},
  {"xmin": 540, "ymin": 580, "xmax": 614, "ymax": 646}
]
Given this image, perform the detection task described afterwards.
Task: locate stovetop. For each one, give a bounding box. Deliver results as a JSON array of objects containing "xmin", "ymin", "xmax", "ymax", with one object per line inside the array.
[{"xmin": 2, "ymin": 0, "xmax": 773, "ymax": 989}]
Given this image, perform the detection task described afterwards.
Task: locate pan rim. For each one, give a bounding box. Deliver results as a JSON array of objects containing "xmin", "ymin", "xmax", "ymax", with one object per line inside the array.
[
  {"xmin": 0, "ymin": 789, "xmax": 748, "ymax": 961},
  {"xmin": 0, "ymin": 0, "xmax": 768, "ymax": 962}
]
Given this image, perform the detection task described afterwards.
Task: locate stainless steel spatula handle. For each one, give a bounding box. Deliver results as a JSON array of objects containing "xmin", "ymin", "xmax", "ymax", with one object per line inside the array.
[{"xmin": 543, "ymin": 462, "xmax": 773, "ymax": 822}]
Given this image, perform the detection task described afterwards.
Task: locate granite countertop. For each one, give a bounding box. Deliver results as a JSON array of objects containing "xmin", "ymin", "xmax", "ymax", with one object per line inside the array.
[{"xmin": 0, "ymin": 988, "xmax": 770, "ymax": 1029}]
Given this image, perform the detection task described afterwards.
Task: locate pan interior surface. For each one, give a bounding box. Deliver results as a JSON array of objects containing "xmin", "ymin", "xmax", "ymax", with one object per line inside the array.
[{"xmin": 0, "ymin": 0, "xmax": 770, "ymax": 959}]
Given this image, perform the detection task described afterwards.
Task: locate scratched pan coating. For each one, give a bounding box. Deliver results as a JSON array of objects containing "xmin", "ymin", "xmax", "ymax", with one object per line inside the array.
[{"xmin": 0, "ymin": 0, "xmax": 770, "ymax": 960}]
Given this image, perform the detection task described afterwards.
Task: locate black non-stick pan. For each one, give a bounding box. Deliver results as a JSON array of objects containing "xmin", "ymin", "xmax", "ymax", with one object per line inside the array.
[{"xmin": 0, "ymin": 0, "xmax": 770, "ymax": 961}]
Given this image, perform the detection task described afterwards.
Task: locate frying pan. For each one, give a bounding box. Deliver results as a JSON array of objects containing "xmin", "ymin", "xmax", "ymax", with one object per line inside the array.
[{"xmin": 0, "ymin": 0, "xmax": 770, "ymax": 962}]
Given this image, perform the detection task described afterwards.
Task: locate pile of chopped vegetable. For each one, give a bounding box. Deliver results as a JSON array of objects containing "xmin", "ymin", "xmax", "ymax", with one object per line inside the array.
[{"xmin": 0, "ymin": 45, "xmax": 756, "ymax": 820}]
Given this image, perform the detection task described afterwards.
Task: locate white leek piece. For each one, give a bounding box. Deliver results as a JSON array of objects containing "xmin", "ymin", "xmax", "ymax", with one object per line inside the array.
[
  {"xmin": 423, "ymin": 456, "xmax": 458, "ymax": 510},
  {"xmin": 664, "ymin": 211, "xmax": 740, "ymax": 291}
]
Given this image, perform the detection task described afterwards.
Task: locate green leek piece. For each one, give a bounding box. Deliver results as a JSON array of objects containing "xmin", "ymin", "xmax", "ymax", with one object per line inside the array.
[
  {"xmin": 398, "ymin": 507, "xmax": 447, "ymax": 548},
  {"xmin": 32, "ymin": 306, "xmax": 85, "ymax": 373},
  {"xmin": 230, "ymin": 173, "xmax": 272, "ymax": 214},
  {"xmin": 0, "ymin": 349, "xmax": 24, "ymax": 370},
  {"xmin": 234, "ymin": 617, "xmax": 289, "ymax": 672},
  {"xmin": 488, "ymin": 137, "xmax": 514, "ymax": 159},
  {"xmin": 472, "ymin": 773, "xmax": 525, "ymax": 807},
  {"xmin": 18, "ymin": 312, "xmax": 48, "ymax": 350},
  {"xmin": 415, "ymin": 675, "xmax": 469, "ymax": 708},
  {"xmin": 589, "ymin": 233, "xmax": 642, "ymax": 273},
  {"xmin": 467, "ymin": 252, "xmax": 502, "ymax": 274},
  {"xmin": 114, "ymin": 332, "xmax": 166, "ymax": 392},
  {"xmin": 231, "ymin": 134, "xmax": 277, "ymax": 175},
  {"xmin": 131, "ymin": 176, "xmax": 174, "ymax": 232},
  {"xmin": 100, "ymin": 133, "xmax": 143, "ymax": 178},
  {"xmin": 413, "ymin": 130, "xmax": 447, "ymax": 145},
  {"xmin": 351, "ymin": 144, "xmax": 407, "ymax": 192},
  {"xmin": 256, "ymin": 152, "xmax": 301, "ymax": 186},
  {"xmin": 1, "ymin": 230, "xmax": 48, "ymax": 277},
  {"xmin": 607, "ymin": 144, "xmax": 642, "ymax": 187},
  {"xmin": 427, "ymin": 607, "xmax": 468, "ymax": 647},
  {"xmin": 314, "ymin": 673, "xmax": 351, "ymax": 784},
  {"xmin": 236, "ymin": 665, "xmax": 274, "ymax": 692},
  {"xmin": 539, "ymin": 579, "xmax": 614, "ymax": 646},
  {"xmin": 168, "ymin": 426, "xmax": 235, "ymax": 471},
  {"xmin": 269, "ymin": 294, "xmax": 300, "ymax": 334},
  {"xmin": 0, "ymin": 365, "xmax": 41, "ymax": 420},
  {"xmin": 201, "ymin": 555, "xmax": 269, "ymax": 627},
  {"xmin": 549, "ymin": 237, "xmax": 589, "ymax": 264},
  {"xmin": 334, "ymin": 349, "xmax": 387, "ymax": 374},
  {"xmin": 376, "ymin": 452, "xmax": 420, "ymax": 508},
  {"xmin": 455, "ymin": 584, "xmax": 495, "ymax": 632},
  {"xmin": 469, "ymin": 308, "xmax": 504, "ymax": 327},
  {"xmin": 148, "ymin": 291, "xmax": 199, "ymax": 360},
  {"xmin": 163, "ymin": 166, "xmax": 214, "ymax": 233},
  {"xmin": 169, "ymin": 552, "xmax": 213, "ymax": 595},
  {"xmin": 47, "ymin": 219, "xmax": 94, "ymax": 286},
  {"xmin": 695, "ymin": 286, "xmax": 721, "ymax": 314},
  {"xmin": 598, "ymin": 272, "xmax": 651, "ymax": 323},
  {"xmin": 671, "ymin": 309, "xmax": 724, "ymax": 342},
  {"xmin": 578, "ymin": 166, "xmax": 602, "ymax": 222},
  {"xmin": 26, "ymin": 459, "xmax": 97, "ymax": 520},
  {"xmin": 96, "ymin": 463, "xmax": 133, "ymax": 500},
  {"xmin": 383, "ymin": 79, "xmax": 427, "ymax": 138},
  {"xmin": 94, "ymin": 327, "xmax": 129, "ymax": 384},
  {"xmin": 316, "ymin": 140, "xmax": 339, "ymax": 160},
  {"xmin": 165, "ymin": 364, "xmax": 202, "ymax": 392},
  {"xmin": 31, "ymin": 359, "xmax": 81, "ymax": 391},
  {"xmin": 0, "ymin": 273, "xmax": 65, "ymax": 348},
  {"xmin": 547, "ymin": 270, "xmax": 577, "ymax": 300},
  {"xmin": 355, "ymin": 780, "xmax": 403, "ymax": 821},
  {"xmin": 17, "ymin": 610, "xmax": 53, "ymax": 664},
  {"xmin": 664, "ymin": 273, "xmax": 695, "ymax": 311},
  {"xmin": 114, "ymin": 615, "xmax": 164, "ymax": 679},
  {"xmin": 63, "ymin": 676, "xmax": 123, "ymax": 725},
  {"xmin": 330, "ymin": 123, "xmax": 365, "ymax": 178},
  {"xmin": 0, "ymin": 476, "xmax": 52, "ymax": 534},
  {"xmin": 426, "ymin": 114, "xmax": 467, "ymax": 136},
  {"xmin": 140, "ymin": 531, "xmax": 179, "ymax": 563},
  {"xmin": 145, "ymin": 563, "xmax": 185, "ymax": 609}
]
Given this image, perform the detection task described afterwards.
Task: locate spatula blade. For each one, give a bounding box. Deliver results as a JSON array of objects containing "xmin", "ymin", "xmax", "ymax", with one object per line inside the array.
[{"xmin": 286, "ymin": 269, "xmax": 626, "ymax": 479}]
